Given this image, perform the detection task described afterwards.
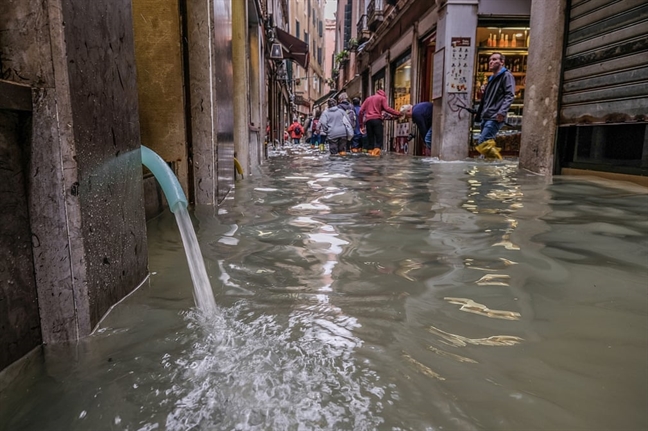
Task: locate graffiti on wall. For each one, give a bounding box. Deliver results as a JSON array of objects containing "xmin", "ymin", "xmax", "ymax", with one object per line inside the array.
[
  {"xmin": 0, "ymin": 54, "xmax": 29, "ymax": 82},
  {"xmin": 447, "ymin": 93, "xmax": 470, "ymax": 121}
]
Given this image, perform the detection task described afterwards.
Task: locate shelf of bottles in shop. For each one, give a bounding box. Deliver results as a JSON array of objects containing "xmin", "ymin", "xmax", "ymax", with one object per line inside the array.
[{"xmin": 483, "ymin": 32, "xmax": 529, "ymax": 49}]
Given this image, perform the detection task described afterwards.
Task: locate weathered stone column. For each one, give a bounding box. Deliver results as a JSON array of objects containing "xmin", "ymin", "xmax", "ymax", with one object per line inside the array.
[
  {"xmin": 248, "ymin": 24, "xmax": 263, "ymax": 170},
  {"xmin": 431, "ymin": 0, "xmax": 478, "ymax": 161},
  {"xmin": 518, "ymin": 0, "xmax": 568, "ymax": 175},
  {"xmin": 186, "ymin": 0, "xmax": 218, "ymax": 205},
  {"xmin": 232, "ymin": 0, "xmax": 249, "ymax": 175},
  {"xmin": 213, "ymin": 0, "xmax": 235, "ymax": 202}
]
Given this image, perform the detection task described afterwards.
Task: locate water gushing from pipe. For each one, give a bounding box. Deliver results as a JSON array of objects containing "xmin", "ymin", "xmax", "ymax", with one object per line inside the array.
[{"xmin": 141, "ymin": 145, "xmax": 217, "ymax": 314}]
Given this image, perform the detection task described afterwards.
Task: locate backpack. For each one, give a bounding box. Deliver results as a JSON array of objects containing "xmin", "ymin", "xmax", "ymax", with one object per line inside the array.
[
  {"xmin": 311, "ymin": 119, "xmax": 319, "ymax": 132},
  {"xmin": 341, "ymin": 103, "xmax": 356, "ymax": 128},
  {"xmin": 346, "ymin": 108, "xmax": 356, "ymax": 128},
  {"xmin": 295, "ymin": 125, "xmax": 302, "ymax": 135}
]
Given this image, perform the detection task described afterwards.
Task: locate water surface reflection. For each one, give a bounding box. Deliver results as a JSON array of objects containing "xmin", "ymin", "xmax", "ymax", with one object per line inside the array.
[{"xmin": 1, "ymin": 149, "xmax": 647, "ymax": 431}]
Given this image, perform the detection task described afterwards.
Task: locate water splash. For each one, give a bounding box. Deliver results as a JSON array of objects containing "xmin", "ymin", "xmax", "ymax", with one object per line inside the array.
[
  {"xmin": 161, "ymin": 304, "xmax": 386, "ymax": 430},
  {"xmin": 174, "ymin": 206, "xmax": 218, "ymax": 315}
]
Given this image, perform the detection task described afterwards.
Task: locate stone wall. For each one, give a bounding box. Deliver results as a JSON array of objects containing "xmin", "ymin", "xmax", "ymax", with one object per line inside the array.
[
  {"xmin": 0, "ymin": 102, "xmax": 41, "ymax": 371},
  {"xmin": 0, "ymin": 0, "xmax": 149, "ymax": 365},
  {"xmin": 59, "ymin": 0, "xmax": 149, "ymax": 328}
]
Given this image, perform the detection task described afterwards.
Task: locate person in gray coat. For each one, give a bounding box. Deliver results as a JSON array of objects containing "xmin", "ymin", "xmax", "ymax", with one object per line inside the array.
[{"xmin": 317, "ymin": 98, "xmax": 354, "ymax": 156}]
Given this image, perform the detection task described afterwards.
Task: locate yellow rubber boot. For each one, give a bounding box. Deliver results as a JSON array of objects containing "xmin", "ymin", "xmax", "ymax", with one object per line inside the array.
[{"xmin": 475, "ymin": 139, "xmax": 502, "ymax": 160}]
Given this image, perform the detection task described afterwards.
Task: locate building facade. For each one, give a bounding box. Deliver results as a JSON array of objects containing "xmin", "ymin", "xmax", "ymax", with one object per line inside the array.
[
  {"xmin": 330, "ymin": 0, "xmax": 646, "ymax": 183},
  {"xmin": 288, "ymin": 0, "xmax": 328, "ymax": 120},
  {"xmin": 0, "ymin": 0, "xmax": 308, "ymax": 371}
]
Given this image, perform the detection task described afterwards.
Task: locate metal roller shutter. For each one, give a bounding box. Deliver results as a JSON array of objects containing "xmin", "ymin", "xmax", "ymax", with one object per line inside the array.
[{"xmin": 559, "ymin": 0, "xmax": 648, "ymax": 125}]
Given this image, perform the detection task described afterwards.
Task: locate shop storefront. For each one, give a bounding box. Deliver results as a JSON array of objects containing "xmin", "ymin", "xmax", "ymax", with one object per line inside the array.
[{"xmin": 471, "ymin": 21, "xmax": 530, "ymax": 156}]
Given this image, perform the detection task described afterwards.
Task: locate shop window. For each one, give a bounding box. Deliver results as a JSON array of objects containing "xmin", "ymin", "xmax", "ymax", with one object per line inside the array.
[
  {"xmin": 392, "ymin": 53, "xmax": 411, "ymax": 112},
  {"xmin": 556, "ymin": 123, "xmax": 647, "ymax": 176},
  {"xmin": 574, "ymin": 124, "xmax": 645, "ymax": 163},
  {"xmin": 373, "ymin": 69, "xmax": 385, "ymax": 93}
]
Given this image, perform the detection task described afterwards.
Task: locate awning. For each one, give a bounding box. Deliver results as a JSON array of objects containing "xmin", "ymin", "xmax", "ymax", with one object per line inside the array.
[
  {"xmin": 312, "ymin": 90, "xmax": 338, "ymax": 109},
  {"xmin": 342, "ymin": 75, "xmax": 362, "ymax": 99},
  {"xmin": 275, "ymin": 27, "xmax": 309, "ymax": 69}
]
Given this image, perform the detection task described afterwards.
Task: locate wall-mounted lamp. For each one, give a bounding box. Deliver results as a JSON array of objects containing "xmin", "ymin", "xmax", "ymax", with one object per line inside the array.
[{"xmin": 270, "ymin": 43, "xmax": 284, "ymax": 60}]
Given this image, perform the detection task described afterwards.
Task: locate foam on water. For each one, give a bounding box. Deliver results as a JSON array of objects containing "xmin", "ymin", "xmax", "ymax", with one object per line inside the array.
[{"xmin": 162, "ymin": 303, "xmax": 387, "ymax": 430}]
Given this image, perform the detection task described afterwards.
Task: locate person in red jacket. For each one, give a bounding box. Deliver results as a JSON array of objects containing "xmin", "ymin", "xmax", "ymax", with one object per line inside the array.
[
  {"xmin": 358, "ymin": 89, "xmax": 401, "ymax": 156},
  {"xmin": 287, "ymin": 118, "xmax": 304, "ymax": 145}
]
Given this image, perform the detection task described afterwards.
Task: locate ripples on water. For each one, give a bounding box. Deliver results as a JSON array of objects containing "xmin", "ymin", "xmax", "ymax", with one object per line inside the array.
[{"xmin": 1, "ymin": 145, "xmax": 647, "ymax": 431}]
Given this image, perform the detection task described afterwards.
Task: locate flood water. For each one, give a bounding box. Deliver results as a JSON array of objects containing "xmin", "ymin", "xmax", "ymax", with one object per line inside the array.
[{"xmin": 1, "ymin": 146, "xmax": 647, "ymax": 431}]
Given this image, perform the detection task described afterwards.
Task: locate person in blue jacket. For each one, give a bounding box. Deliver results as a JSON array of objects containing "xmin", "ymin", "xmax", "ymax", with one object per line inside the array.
[
  {"xmin": 350, "ymin": 97, "xmax": 364, "ymax": 152},
  {"xmin": 400, "ymin": 102, "xmax": 433, "ymax": 149}
]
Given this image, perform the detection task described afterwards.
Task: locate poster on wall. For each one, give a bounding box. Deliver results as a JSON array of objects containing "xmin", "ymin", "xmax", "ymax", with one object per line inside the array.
[
  {"xmin": 447, "ymin": 37, "xmax": 473, "ymax": 93},
  {"xmin": 391, "ymin": 122, "xmax": 410, "ymax": 154},
  {"xmin": 432, "ymin": 48, "xmax": 444, "ymax": 99}
]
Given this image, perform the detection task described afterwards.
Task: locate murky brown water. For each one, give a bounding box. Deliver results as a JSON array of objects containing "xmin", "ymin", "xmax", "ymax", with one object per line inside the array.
[{"xmin": 2, "ymin": 146, "xmax": 647, "ymax": 430}]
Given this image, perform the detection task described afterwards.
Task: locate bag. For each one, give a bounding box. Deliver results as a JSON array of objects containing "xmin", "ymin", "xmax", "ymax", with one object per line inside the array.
[
  {"xmin": 345, "ymin": 108, "xmax": 356, "ymax": 128},
  {"xmin": 344, "ymin": 116, "xmax": 354, "ymax": 141},
  {"xmin": 295, "ymin": 125, "xmax": 302, "ymax": 135}
]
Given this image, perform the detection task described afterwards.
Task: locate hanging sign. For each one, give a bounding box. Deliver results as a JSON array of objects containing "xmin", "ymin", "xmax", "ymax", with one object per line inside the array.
[{"xmin": 447, "ymin": 37, "xmax": 473, "ymax": 93}]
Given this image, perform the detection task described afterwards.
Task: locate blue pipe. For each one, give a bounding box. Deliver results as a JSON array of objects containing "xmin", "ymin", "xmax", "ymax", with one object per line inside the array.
[{"xmin": 141, "ymin": 145, "xmax": 188, "ymax": 213}]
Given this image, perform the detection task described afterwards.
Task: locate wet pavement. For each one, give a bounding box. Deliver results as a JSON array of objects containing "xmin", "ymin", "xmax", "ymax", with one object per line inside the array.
[{"xmin": 1, "ymin": 144, "xmax": 647, "ymax": 430}]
